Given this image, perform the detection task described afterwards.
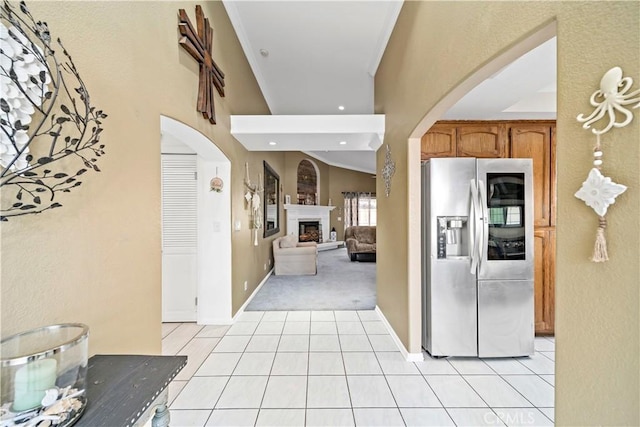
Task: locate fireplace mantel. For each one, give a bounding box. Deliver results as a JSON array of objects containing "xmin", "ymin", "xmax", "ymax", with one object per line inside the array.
[{"xmin": 284, "ymin": 204, "xmax": 335, "ymax": 243}]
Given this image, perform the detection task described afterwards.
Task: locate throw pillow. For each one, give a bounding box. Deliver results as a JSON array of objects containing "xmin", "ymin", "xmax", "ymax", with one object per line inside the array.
[{"xmin": 279, "ymin": 233, "xmax": 298, "ymax": 248}]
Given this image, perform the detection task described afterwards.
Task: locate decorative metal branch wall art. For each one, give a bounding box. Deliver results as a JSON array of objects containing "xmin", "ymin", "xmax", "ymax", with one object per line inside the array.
[
  {"xmin": 178, "ymin": 5, "xmax": 225, "ymax": 125},
  {"xmin": 0, "ymin": 1, "xmax": 107, "ymax": 220},
  {"xmin": 381, "ymin": 144, "xmax": 395, "ymax": 197},
  {"xmin": 575, "ymin": 66, "xmax": 638, "ymax": 262}
]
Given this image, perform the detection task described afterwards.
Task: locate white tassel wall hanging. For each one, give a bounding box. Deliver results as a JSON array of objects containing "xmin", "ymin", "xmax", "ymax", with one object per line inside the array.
[
  {"xmin": 244, "ymin": 162, "xmax": 263, "ymax": 246},
  {"xmin": 575, "ymin": 67, "xmax": 638, "ymax": 262}
]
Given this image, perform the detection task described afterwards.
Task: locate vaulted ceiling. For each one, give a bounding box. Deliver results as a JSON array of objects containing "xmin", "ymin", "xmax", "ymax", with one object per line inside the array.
[{"xmin": 224, "ymin": 1, "xmax": 556, "ymax": 174}]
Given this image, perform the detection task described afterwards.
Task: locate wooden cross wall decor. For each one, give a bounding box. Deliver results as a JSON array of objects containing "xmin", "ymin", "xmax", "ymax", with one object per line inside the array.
[{"xmin": 178, "ymin": 5, "xmax": 225, "ymax": 124}]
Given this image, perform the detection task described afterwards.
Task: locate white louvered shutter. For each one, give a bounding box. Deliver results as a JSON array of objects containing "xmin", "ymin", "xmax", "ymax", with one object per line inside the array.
[{"xmin": 161, "ymin": 154, "xmax": 198, "ymax": 249}]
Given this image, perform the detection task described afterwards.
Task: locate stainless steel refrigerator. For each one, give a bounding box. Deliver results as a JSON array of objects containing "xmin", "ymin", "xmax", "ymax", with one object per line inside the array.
[{"xmin": 421, "ymin": 157, "xmax": 534, "ymax": 358}]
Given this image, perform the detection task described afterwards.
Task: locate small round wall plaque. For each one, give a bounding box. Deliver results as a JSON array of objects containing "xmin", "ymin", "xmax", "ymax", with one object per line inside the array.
[{"xmin": 210, "ymin": 176, "xmax": 224, "ymax": 193}]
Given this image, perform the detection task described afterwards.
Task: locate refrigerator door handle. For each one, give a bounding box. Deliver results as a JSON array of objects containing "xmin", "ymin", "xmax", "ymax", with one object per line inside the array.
[
  {"xmin": 478, "ymin": 179, "xmax": 489, "ymax": 273},
  {"xmin": 469, "ymin": 179, "xmax": 479, "ymax": 273}
]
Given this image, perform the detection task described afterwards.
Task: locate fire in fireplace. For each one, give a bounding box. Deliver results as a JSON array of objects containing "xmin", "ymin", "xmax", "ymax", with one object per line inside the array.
[{"xmin": 299, "ymin": 221, "xmax": 322, "ymax": 242}]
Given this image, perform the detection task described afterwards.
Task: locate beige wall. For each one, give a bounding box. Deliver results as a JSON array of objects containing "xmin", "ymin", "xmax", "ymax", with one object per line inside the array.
[
  {"xmin": 0, "ymin": 1, "xmax": 373, "ymax": 348},
  {"xmin": 231, "ymin": 151, "xmax": 286, "ymax": 314},
  {"xmin": 376, "ymin": 1, "xmax": 639, "ymax": 425},
  {"xmin": 0, "ymin": 1, "xmax": 278, "ymax": 355},
  {"xmin": 282, "ymin": 153, "xmax": 376, "ymax": 241}
]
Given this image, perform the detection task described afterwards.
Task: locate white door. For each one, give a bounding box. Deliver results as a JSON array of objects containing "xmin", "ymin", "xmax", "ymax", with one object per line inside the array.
[{"xmin": 161, "ymin": 154, "xmax": 198, "ymax": 322}]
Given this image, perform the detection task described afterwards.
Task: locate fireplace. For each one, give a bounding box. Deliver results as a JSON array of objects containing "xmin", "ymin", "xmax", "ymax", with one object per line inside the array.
[
  {"xmin": 299, "ymin": 221, "xmax": 322, "ymax": 242},
  {"xmin": 284, "ymin": 204, "xmax": 335, "ymax": 244}
]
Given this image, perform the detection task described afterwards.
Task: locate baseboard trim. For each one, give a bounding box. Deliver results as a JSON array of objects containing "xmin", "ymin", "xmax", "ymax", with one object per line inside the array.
[
  {"xmin": 232, "ymin": 268, "xmax": 273, "ymax": 322},
  {"xmin": 375, "ymin": 305, "xmax": 424, "ymax": 362},
  {"xmin": 163, "ymin": 312, "xmax": 197, "ymax": 323},
  {"xmin": 198, "ymin": 317, "xmax": 233, "ymax": 325}
]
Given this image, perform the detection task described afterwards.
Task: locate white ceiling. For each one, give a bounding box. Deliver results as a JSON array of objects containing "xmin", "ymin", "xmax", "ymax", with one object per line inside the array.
[
  {"xmin": 230, "ymin": 114, "xmax": 384, "ymax": 149},
  {"xmin": 442, "ymin": 37, "xmax": 557, "ymax": 121},
  {"xmin": 223, "ymin": 1, "xmax": 403, "ymax": 115},
  {"xmin": 224, "ymin": 2, "xmax": 557, "ymax": 174}
]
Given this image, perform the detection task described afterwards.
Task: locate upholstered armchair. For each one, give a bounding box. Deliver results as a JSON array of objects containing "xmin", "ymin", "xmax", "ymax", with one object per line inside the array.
[
  {"xmin": 273, "ymin": 234, "xmax": 318, "ymax": 275},
  {"xmin": 344, "ymin": 226, "xmax": 376, "ymax": 261}
]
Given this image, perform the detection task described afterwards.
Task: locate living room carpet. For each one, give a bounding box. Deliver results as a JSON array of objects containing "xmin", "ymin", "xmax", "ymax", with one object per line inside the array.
[{"xmin": 245, "ymin": 248, "xmax": 376, "ymax": 311}]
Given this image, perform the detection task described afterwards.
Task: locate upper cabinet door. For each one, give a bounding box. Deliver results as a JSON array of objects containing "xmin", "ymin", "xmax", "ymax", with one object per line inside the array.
[
  {"xmin": 456, "ymin": 124, "xmax": 507, "ymax": 158},
  {"xmin": 509, "ymin": 124, "xmax": 552, "ymax": 227},
  {"xmin": 420, "ymin": 125, "xmax": 456, "ymax": 160}
]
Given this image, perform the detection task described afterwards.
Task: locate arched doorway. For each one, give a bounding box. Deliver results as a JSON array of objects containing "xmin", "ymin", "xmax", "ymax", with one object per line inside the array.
[
  {"xmin": 405, "ymin": 22, "xmax": 557, "ymax": 354},
  {"xmin": 160, "ymin": 116, "xmax": 233, "ymax": 324}
]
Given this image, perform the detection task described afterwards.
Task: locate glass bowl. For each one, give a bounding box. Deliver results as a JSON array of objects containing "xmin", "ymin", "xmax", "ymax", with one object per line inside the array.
[{"xmin": 1, "ymin": 324, "xmax": 89, "ymax": 426}]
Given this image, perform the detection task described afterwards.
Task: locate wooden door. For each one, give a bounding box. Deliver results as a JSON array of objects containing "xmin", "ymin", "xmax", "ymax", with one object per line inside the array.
[
  {"xmin": 456, "ymin": 124, "xmax": 506, "ymax": 158},
  {"xmin": 534, "ymin": 229, "xmax": 555, "ymax": 334},
  {"xmin": 421, "ymin": 124, "xmax": 456, "ymax": 160},
  {"xmin": 510, "ymin": 124, "xmax": 552, "ymax": 226}
]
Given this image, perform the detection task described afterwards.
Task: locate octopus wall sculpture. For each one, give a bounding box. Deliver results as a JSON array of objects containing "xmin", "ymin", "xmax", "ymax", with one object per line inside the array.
[
  {"xmin": 574, "ymin": 66, "xmax": 637, "ymax": 262},
  {"xmin": 576, "ymin": 66, "xmax": 640, "ymax": 135}
]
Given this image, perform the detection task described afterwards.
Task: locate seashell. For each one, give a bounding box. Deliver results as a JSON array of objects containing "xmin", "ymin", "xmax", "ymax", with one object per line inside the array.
[
  {"xmin": 60, "ymin": 386, "xmax": 72, "ymax": 399},
  {"xmin": 43, "ymin": 401, "xmax": 65, "ymax": 416},
  {"xmin": 69, "ymin": 398, "xmax": 82, "ymax": 412},
  {"xmin": 41, "ymin": 388, "xmax": 59, "ymax": 407}
]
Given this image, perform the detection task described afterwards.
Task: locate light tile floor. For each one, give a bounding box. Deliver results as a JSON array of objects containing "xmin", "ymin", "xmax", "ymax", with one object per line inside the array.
[{"xmin": 163, "ymin": 311, "xmax": 554, "ymax": 426}]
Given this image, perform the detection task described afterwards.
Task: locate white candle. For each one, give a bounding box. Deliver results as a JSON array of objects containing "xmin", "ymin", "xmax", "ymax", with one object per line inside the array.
[{"xmin": 13, "ymin": 358, "xmax": 57, "ymax": 412}]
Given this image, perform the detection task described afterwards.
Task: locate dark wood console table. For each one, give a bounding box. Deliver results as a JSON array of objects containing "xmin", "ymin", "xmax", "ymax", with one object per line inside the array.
[{"xmin": 75, "ymin": 355, "xmax": 187, "ymax": 427}]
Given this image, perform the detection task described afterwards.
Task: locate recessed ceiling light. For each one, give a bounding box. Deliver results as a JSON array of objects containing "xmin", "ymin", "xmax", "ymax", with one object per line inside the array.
[
  {"xmin": 268, "ymin": 141, "xmax": 277, "ymax": 146},
  {"xmin": 260, "ymin": 49, "xmax": 269, "ymax": 57},
  {"xmin": 339, "ymin": 141, "xmax": 347, "ymax": 145},
  {"xmin": 338, "ymin": 105, "xmax": 345, "ymax": 111}
]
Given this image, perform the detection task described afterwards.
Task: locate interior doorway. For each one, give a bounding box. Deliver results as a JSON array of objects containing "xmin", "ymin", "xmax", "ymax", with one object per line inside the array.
[
  {"xmin": 160, "ymin": 116, "xmax": 233, "ymax": 325},
  {"xmin": 406, "ymin": 22, "xmax": 558, "ymax": 355},
  {"xmin": 161, "ymin": 152, "xmax": 198, "ymax": 321}
]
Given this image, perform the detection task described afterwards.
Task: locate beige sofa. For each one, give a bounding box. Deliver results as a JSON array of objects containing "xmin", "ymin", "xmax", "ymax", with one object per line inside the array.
[
  {"xmin": 345, "ymin": 226, "xmax": 376, "ymax": 261},
  {"xmin": 273, "ymin": 234, "xmax": 318, "ymax": 275}
]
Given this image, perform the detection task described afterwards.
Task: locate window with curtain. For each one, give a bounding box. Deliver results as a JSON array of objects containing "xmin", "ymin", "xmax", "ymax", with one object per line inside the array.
[{"xmin": 343, "ymin": 192, "xmax": 377, "ymax": 229}]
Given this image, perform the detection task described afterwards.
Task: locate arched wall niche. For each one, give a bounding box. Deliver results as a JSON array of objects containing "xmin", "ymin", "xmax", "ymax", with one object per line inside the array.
[{"xmin": 296, "ymin": 159, "xmax": 321, "ymax": 205}]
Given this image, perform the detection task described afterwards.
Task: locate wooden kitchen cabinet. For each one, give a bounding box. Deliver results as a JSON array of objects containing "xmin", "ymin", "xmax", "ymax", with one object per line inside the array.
[
  {"xmin": 509, "ymin": 124, "xmax": 556, "ymax": 227},
  {"xmin": 420, "ymin": 123, "xmax": 507, "ymax": 160},
  {"xmin": 457, "ymin": 124, "xmax": 507, "ymax": 158},
  {"xmin": 422, "ymin": 120, "xmax": 556, "ymax": 335},
  {"xmin": 534, "ymin": 229, "xmax": 555, "ymax": 335},
  {"xmin": 420, "ymin": 124, "xmax": 456, "ymax": 159}
]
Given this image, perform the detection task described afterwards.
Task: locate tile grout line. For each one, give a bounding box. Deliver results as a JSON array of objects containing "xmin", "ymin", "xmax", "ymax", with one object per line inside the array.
[
  {"xmin": 166, "ymin": 323, "xmax": 206, "ymax": 356},
  {"xmin": 336, "ymin": 311, "xmax": 357, "ymax": 427},
  {"xmin": 363, "ymin": 316, "xmax": 408, "ymax": 426},
  {"xmin": 481, "ymin": 355, "xmax": 549, "ymax": 414},
  {"xmin": 447, "ymin": 359, "xmax": 507, "ymax": 425},
  {"xmin": 457, "ymin": 357, "xmax": 555, "ymax": 422},
  {"xmin": 416, "ymin": 368, "xmax": 455, "ymax": 426},
  {"xmin": 212, "ymin": 312, "xmax": 262, "ymax": 422},
  {"xmin": 496, "ymin": 371, "xmax": 554, "ymax": 423},
  {"xmin": 162, "ymin": 314, "xmax": 554, "ymax": 426}
]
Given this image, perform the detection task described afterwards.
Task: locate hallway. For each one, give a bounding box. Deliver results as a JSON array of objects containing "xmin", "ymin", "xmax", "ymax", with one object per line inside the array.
[{"xmin": 162, "ymin": 310, "xmax": 554, "ymax": 426}]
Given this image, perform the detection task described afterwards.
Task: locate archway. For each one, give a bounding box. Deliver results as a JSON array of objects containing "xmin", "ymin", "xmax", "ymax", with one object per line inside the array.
[
  {"xmin": 160, "ymin": 116, "xmax": 233, "ymax": 324},
  {"xmin": 296, "ymin": 158, "xmax": 321, "ymax": 205},
  {"xmin": 405, "ymin": 22, "xmax": 557, "ymax": 354}
]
